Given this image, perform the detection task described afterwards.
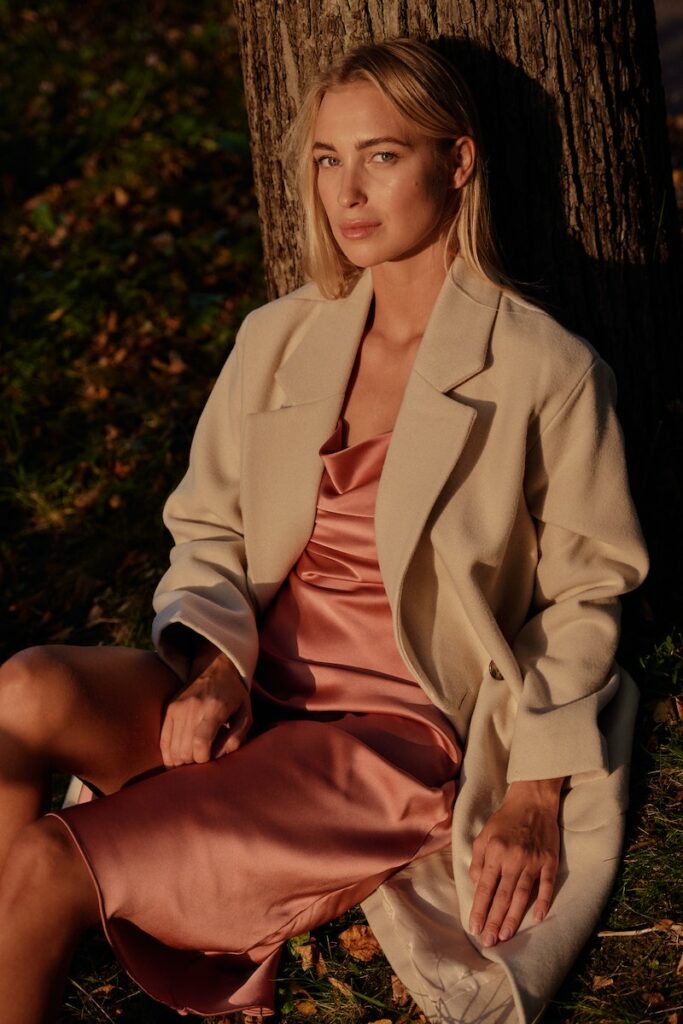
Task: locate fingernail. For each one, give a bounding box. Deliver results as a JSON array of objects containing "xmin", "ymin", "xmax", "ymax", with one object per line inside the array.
[
  {"xmin": 499, "ymin": 927, "xmax": 511, "ymax": 941},
  {"xmin": 482, "ymin": 931, "xmax": 496, "ymax": 947},
  {"xmin": 470, "ymin": 921, "xmax": 481, "ymax": 936}
]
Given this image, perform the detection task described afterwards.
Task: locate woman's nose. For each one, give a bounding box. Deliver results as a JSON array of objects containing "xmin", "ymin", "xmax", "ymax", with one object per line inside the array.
[{"xmin": 337, "ymin": 167, "xmax": 365, "ymax": 207}]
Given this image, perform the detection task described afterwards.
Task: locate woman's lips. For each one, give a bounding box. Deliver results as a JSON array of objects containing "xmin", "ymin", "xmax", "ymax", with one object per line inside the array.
[{"xmin": 339, "ymin": 221, "xmax": 381, "ymax": 239}]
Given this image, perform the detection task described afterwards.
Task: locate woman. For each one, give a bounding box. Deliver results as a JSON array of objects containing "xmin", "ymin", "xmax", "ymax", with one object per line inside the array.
[{"xmin": 0, "ymin": 38, "xmax": 648, "ymax": 1024}]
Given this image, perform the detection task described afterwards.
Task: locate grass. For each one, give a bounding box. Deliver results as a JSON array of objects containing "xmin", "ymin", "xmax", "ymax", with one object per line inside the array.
[{"xmin": 0, "ymin": 2, "xmax": 681, "ymax": 1022}]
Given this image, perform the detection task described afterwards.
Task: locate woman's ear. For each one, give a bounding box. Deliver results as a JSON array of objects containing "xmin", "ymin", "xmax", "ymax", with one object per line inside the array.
[{"xmin": 449, "ymin": 136, "xmax": 476, "ymax": 189}]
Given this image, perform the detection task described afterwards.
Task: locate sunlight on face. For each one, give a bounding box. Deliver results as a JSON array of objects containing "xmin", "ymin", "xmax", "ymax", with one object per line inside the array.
[{"xmin": 312, "ymin": 80, "xmax": 452, "ymax": 270}]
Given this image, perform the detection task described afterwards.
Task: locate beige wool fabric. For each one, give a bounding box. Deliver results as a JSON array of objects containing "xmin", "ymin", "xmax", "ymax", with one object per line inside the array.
[{"xmin": 151, "ymin": 254, "xmax": 649, "ymax": 1023}]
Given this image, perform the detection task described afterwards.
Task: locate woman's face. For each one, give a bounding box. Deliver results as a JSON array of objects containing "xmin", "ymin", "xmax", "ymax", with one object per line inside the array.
[{"xmin": 312, "ymin": 80, "xmax": 472, "ymax": 269}]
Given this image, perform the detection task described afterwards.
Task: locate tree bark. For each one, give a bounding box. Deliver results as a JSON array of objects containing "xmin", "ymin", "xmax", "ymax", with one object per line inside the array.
[{"xmin": 232, "ymin": 0, "xmax": 681, "ymax": 613}]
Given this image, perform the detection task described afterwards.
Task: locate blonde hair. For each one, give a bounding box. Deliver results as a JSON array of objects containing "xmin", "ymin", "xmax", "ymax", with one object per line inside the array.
[{"xmin": 281, "ymin": 38, "xmax": 531, "ymax": 303}]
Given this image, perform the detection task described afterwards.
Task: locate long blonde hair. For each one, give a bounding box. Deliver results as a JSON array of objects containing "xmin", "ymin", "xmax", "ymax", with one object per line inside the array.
[{"xmin": 281, "ymin": 38, "xmax": 529, "ymax": 303}]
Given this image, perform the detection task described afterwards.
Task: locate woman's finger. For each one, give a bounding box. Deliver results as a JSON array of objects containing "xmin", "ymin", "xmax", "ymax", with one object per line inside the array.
[
  {"xmin": 174, "ymin": 696, "xmax": 203, "ymax": 764},
  {"xmin": 191, "ymin": 710, "xmax": 225, "ymax": 764},
  {"xmin": 468, "ymin": 835, "xmax": 486, "ymax": 885},
  {"xmin": 533, "ymin": 858, "xmax": 558, "ymax": 921},
  {"xmin": 479, "ymin": 868, "xmax": 523, "ymax": 946},
  {"xmin": 216, "ymin": 700, "xmax": 252, "ymax": 756},
  {"xmin": 159, "ymin": 708, "xmax": 176, "ymax": 769},
  {"xmin": 497, "ymin": 870, "xmax": 537, "ymax": 941},
  {"xmin": 469, "ymin": 858, "xmax": 503, "ymax": 936}
]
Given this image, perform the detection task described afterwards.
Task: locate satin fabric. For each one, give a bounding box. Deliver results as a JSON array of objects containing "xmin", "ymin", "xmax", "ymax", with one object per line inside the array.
[
  {"xmin": 254, "ymin": 416, "xmax": 462, "ymax": 761},
  {"xmin": 48, "ymin": 417, "xmax": 462, "ymax": 1018}
]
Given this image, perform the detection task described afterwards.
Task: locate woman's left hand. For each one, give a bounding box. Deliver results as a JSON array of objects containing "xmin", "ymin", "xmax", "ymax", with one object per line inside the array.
[
  {"xmin": 468, "ymin": 778, "xmax": 563, "ymax": 946},
  {"xmin": 160, "ymin": 639, "xmax": 253, "ymax": 768}
]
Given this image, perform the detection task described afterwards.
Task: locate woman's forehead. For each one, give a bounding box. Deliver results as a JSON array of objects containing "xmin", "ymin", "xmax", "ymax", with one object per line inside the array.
[{"xmin": 314, "ymin": 83, "xmax": 419, "ymax": 144}]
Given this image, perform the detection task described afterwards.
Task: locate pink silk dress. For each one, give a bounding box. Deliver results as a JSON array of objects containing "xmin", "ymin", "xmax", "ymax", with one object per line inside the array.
[{"xmin": 48, "ymin": 415, "xmax": 462, "ymax": 1019}]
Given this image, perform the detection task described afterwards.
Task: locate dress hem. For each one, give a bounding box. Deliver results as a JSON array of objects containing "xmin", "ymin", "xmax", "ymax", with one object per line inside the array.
[{"xmin": 45, "ymin": 787, "xmax": 456, "ymax": 1018}]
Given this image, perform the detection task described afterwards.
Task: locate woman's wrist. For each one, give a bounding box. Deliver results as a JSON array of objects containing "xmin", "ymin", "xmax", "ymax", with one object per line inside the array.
[
  {"xmin": 189, "ymin": 637, "xmax": 236, "ymax": 680},
  {"xmin": 504, "ymin": 777, "xmax": 565, "ymax": 810}
]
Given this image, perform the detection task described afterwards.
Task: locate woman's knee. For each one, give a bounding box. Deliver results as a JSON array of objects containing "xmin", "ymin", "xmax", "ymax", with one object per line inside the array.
[
  {"xmin": 0, "ymin": 817, "xmax": 99, "ymax": 928},
  {"xmin": 0, "ymin": 646, "xmax": 80, "ymax": 748}
]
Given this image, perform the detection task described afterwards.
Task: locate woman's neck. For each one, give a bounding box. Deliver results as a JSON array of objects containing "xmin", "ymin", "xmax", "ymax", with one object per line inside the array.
[{"xmin": 368, "ymin": 243, "xmax": 452, "ymax": 346}]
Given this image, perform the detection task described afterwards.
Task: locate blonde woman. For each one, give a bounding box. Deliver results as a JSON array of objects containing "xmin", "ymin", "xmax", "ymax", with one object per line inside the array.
[{"xmin": 0, "ymin": 38, "xmax": 648, "ymax": 1023}]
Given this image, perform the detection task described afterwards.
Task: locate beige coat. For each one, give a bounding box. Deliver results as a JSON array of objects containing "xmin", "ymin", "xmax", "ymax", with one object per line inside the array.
[{"xmin": 149, "ymin": 253, "xmax": 649, "ymax": 1023}]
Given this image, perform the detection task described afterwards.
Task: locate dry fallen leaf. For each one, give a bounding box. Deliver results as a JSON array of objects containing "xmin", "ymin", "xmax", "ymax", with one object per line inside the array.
[
  {"xmin": 677, "ymin": 951, "xmax": 683, "ymax": 977},
  {"xmin": 652, "ymin": 919, "xmax": 683, "ymax": 936},
  {"xmin": 315, "ymin": 948, "xmax": 328, "ymax": 978},
  {"xmin": 591, "ymin": 975, "xmax": 614, "ymax": 991},
  {"xmin": 651, "ymin": 698, "xmax": 677, "ymax": 723},
  {"xmin": 396, "ymin": 1009, "xmax": 428, "ymax": 1024},
  {"xmin": 667, "ymin": 1012, "xmax": 679, "ymax": 1024},
  {"xmin": 90, "ymin": 983, "xmax": 114, "ymax": 996},
  {"xmin": 294, "ymin": 999, "xmax": 317, "ymax": 1017},
  {"xmin": 83, "ymin": 382, "xmax": 110, "ymax": 401},
  {"xmin": 328, "ymin": 976, "xmax": 355, "ymax": 999},
  {"xmin": 643, "ymin": 992, "xmax": 666, "ymax": 1007},
  {"xmin": 338, "ymin": 923, "xmax": 382, "ymax": 962},
  {"xmin": 391, "ymin": 973, "xmax": 411, "ymax": 1005},
  {"xmin": 296, "ymin": 942, "xmax": 315, "ymax": 971},
  {"xmin": 292, "ymin": 934, "xmax": 326, "ymax": 974},
  {"xmin": 74, "ymin": 484, "xmax": 105, "ymax": 510}
]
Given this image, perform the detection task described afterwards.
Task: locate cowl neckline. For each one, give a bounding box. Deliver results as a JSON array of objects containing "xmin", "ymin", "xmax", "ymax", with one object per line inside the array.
[{"xmin": 318, "ymin": 417, "xmax": 392, "ymax": 495}]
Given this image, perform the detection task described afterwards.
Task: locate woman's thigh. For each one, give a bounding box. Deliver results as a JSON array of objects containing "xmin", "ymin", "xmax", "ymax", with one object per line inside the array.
[{"xmin": 0, "ymin": 645, "xmax": 181, "ymax": 795}]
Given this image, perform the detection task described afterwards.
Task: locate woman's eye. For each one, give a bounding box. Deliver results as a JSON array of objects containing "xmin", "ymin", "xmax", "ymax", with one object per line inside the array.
[
  {"xmin": 373, "ymin": 151, "xmax": 397, "ymax": 163},
  {"xmin": 315, "ymin": 155, "xmax": 339, "ymax": 168}
]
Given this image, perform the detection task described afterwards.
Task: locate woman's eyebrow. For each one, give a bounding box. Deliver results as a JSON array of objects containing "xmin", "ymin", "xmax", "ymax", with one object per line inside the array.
[{"xmin": 312, "ymin": 136, "xmax": 414, "ymax": 152}]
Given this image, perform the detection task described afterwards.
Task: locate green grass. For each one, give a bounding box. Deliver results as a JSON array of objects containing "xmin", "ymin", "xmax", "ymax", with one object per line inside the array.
[{"xmin": 1, "ymin": 3, "xmax": 681, "ymax": 1022}]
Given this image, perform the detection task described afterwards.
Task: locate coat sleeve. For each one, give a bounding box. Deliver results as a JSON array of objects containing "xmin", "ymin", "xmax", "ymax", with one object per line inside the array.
[
  {"xmin": 150, "ymin": 312, "xmax": 259, "ymax": 690},
  {"xmin": 506, "ymin": 356, "xmax": 649, "ymax": 784}
]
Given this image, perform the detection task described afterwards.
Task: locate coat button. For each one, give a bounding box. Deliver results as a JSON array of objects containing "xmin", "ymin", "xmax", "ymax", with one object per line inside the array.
[{"xmin": 488, "ymin": 660, "xmax": 504, "ymax": 680}]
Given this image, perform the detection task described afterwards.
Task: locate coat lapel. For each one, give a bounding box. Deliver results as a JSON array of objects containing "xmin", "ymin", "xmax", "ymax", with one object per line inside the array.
[
  {"xmin": 242, "ymin": 255, "xmax": 502, "ymax": 616},
  {"xmin": 241, "ymin": 269, "xmax": 375, "ymax": 587},
  {"xmin": 374, "ymin": 259, "xmax": 501, "ymax": 612}
]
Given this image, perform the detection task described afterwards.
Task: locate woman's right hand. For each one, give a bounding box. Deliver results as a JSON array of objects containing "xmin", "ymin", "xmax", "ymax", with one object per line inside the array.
[{"xmin": 160, "ymin": 640, "xmax": 253, "ymax": 768}]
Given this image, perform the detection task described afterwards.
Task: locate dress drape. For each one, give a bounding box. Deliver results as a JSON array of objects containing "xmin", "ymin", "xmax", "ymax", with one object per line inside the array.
[{"xmin": 48, "ymin": 416, "xmax": 462, "ymax": 1018}]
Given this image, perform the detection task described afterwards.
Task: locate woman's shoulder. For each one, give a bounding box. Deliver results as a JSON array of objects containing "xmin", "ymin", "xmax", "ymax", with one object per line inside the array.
[
  {"xmin": 490, "ymin": 288, "xmax": 609, "ymax": 408},
  {"xmin": 498, "ymin": 290, "xmax": 600, "ymax": 364},
  {"xmin": 449, "ymin": 256, "xmax": 605, "ymax": 392},
  {"xmin": 239, "ymin": 278, "xmax": 330, "ymax": 339}
]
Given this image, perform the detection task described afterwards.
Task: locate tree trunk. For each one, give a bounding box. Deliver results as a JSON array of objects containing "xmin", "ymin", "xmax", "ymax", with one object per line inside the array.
[{"xmin": 232, "ymin": 0, "xmax": 681, "ymax": 614}]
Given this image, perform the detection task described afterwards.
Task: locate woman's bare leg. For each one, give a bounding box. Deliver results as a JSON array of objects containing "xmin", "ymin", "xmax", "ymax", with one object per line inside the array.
[
  {"xmin": 0, "ymin": 643, "xmax": 180, "ymax": 872},
  {"xmin": 0, "ymin": 643, "xmax": 182, "ymax": 1021},
  {"xmin": 0, "ymin": 816, "xmax": 101, "ymax": 1024}
]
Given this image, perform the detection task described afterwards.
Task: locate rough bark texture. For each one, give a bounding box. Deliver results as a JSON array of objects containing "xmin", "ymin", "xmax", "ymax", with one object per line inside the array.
[{"xmin": 232, "ymin": 0, "xmax": 681, "ymax": 612}]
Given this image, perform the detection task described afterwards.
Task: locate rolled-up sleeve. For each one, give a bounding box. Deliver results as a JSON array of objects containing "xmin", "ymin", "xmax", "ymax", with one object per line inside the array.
[
  {"xmin": 506, "ymin": 357, "xmax": 649, "ymax": 783},
  {"xmin": 151, "ymin": 313, "xmax": 259, "ymax": 690}
]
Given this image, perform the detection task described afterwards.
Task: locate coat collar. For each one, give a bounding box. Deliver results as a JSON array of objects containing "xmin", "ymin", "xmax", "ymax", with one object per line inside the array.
[{"xmin": 274, "ymin": 253, "xmax": 502, "ymax": 403}]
